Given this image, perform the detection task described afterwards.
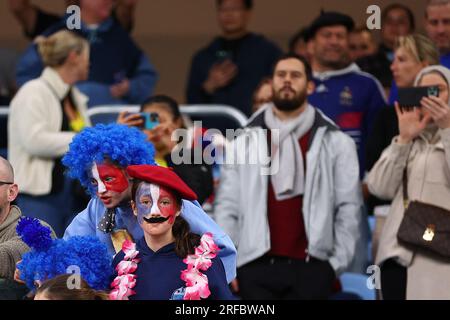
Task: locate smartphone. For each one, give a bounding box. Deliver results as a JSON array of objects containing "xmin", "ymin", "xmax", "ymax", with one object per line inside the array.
[
  {"xmin": 215, "ymin": 50, "xmax": 233, "ymax": 63},
  {"xmin": 139, "ymin": 112, "xmax": 159, "ymax": 130},
  {"xmin": 398, "ymin": 85, "xmax": 440, "ymax": 107}
]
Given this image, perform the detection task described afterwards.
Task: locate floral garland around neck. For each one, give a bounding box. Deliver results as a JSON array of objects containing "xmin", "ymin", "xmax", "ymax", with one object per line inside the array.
[
  {"xmin": 109, "ymin": 240, "xmax": 140, "ymax": 300},
  {"xmin": 181, "ymin": 232, "xmax": 220, "ymax": 300},
  {"xmin": 109, "ymin": 233, "xmax": 220, "ymax": 300}
]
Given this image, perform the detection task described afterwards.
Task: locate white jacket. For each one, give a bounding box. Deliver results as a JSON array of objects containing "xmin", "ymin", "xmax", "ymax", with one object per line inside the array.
[
  {"xmin": 214, "ymin": 107, "xmax": 363, "ymax": 275},
  {"xmin": 8, "ymin": 67, "xmax": 90, "ymax": 195}
]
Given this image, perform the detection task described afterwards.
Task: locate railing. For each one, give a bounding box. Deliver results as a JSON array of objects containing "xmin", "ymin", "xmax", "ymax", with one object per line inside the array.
[
  {"xmin": 0, "ymin": 104, "xmax": 250, "ymax": 158},
  {"xmin": 86, "ymin": 104, "xmax": 249, "ymax": 133}
]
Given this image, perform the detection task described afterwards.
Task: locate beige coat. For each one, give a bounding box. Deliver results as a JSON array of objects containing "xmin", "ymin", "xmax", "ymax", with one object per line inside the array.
[{"xmin": 367, "ymin": 128, "xmax": 450, "ymax": 299}]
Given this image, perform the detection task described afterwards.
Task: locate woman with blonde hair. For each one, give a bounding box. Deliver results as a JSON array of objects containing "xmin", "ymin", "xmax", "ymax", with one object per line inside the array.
[{"xmin": 8, "ymin": 30, "xmax": 91, "ymax": 237}]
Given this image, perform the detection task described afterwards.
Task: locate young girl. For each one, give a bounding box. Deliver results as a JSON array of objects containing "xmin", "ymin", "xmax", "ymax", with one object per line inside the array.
[
  {"xmin": 110, "ymin": 164, "xmax": 234, "ymax": 300},
  {"xmin": 34, "ymin": 274, "xmax": 109, "ymax": 300}
]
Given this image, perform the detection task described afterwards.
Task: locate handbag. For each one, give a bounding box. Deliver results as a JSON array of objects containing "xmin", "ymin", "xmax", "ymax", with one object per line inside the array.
[{"xmin": 397, "ymin": 153, "xmax": 450, "ymax": 258}]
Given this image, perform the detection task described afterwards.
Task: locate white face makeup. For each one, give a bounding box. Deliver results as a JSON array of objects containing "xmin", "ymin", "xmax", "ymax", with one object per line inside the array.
[
  {"xmin": 91, "ymin": 163, "xmax": 106, "ymax": 193},
  {"xmin": 149, "ymin": 184, "xmax": 160, "ymax": 215}
]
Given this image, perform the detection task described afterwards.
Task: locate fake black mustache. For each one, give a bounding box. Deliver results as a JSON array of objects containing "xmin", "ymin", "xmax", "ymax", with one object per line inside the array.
[{"xmin": 143, "ymin": 216, "xmax": 170, "ymax": 224}]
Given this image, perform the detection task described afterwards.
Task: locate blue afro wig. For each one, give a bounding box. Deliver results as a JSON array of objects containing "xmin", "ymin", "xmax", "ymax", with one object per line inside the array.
[
  {"xmin": 62, "ymin": 124, "xmax": 155, "ymax": 196},
  {"xmin": 17, "ymin": 220, "xmax": 113, "ymax": 291}
]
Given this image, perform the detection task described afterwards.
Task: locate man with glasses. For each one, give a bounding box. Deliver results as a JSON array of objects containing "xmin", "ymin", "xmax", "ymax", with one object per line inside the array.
[
  {"xmin": 0, "ymin": 157, "xmax": 28, "ymax": 298},
  {"xmin": 186, "ymin": 0, "xmax": 281, "ymax": 117},
  {"xmin": 0, "ymin": 156, "xmax": 55, "ymax": 299}
]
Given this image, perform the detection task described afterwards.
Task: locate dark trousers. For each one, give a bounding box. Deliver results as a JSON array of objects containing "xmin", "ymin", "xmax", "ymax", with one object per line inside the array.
[
  {"xmin": 380, "ymin": 258, "xmax": 407, "ymax": 300},
  {"xmin": 237, "ymin": 255, "xmax": 336, "ymax": 300}
]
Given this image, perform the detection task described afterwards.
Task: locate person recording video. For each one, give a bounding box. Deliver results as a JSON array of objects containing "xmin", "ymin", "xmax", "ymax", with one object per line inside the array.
[
  {"xmin": 117, "ymin": 95, "xmax": 214, "ymax": 204},
  {"xmin": 367, "ymin": 64, "xmax": 450, "ymax": 300}
]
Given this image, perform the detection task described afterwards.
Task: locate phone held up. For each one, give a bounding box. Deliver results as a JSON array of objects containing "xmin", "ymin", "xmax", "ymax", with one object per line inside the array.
[
  {"xmin": 138, "ymin": 112, "xmax": 160, "ymax": 130},
  {"xmin": 398, "ymin": 85, "xmax": 440, "ymax": 108},
  {"xmin": 215, "ymin": 50, "xmax": 233, "ymax": 63}
]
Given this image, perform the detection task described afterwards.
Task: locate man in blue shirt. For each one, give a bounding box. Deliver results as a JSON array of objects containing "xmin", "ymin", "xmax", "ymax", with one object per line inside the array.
[
  {"xmin": 425, "ymin": 0, "xmax": 450, "ymax": 68},
  {"xmin": 61, "ymin": 124, "xmax": 237, "ymax": 283},
  {"xmin": 306, "ymin": 12, "xmax": 385, "ymax": 275},
  {"xmin": 307, "ymin": 11, "xmax": 386, "ymax": 179},
  {"xmin": 186, "ymin": 0, "xmax": 281, "ymax": 117},
  {"xmin": 16, "ymin": 0, "xmax": 157, "ymax": 108}
]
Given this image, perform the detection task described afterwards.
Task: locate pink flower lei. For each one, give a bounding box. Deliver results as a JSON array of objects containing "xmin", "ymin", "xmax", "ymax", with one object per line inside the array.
[
  {"xmin": 181, "ymin": 232, "xmax": 220, "ymax": 300},
  {"xmin": 109, "ymin": 233, "xmax": 219, "ymax": 300},
  {"xmin": 109, "ymin": 240, "xmax": 140, "ymax": 300}
]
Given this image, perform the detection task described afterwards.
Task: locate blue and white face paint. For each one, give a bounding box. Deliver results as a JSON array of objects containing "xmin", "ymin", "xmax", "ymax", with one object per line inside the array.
[{"xmin": 135, "ymin": 182, "xmax": 180, "ymax": 225}]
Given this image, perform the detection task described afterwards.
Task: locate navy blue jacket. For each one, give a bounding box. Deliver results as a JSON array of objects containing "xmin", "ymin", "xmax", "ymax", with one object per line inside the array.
[
  {"xmin": 186, "ymin": 33, "xmax": 281, "ymax": 117},
  {"xmin": 112, "ymin": 237, "xmax": 234, "ymax": 300},
  {"xmin": 308, "ymin": 63, "xmax": 387, "ymax": 178},
  {"xmin": 16, "ymin": 16, "xmax": 157, "ymax": 107}
]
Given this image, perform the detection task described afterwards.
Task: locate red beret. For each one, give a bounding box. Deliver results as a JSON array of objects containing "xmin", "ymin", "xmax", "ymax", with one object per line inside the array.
[{"xmin": 126, "ymin": 165, "xmax": 198, "ymax": 201}]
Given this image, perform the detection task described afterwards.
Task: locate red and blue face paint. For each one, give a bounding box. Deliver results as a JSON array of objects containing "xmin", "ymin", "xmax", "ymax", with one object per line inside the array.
[
  {"xmin": 91, "ymin": 163, "xmax": 129, "ymax": 194},
  {"xmin": 135, "ymin": 182, "xmax": 180, "ymax": 225}
]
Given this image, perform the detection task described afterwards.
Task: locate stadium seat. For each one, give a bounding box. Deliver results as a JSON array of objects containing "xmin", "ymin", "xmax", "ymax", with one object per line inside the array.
[{"xmin": 339, "ymin": 272, "xmax": 376, "ymax": 300}]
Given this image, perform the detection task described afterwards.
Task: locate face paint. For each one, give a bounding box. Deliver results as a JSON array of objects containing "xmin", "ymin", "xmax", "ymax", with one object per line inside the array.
[
  {"xmin": 91, "ymin": 163, "xmax": 129, "ymax": 194},
  {"xmin": 91, "ymin": 163, "xmax": 106, "ymax": 193},
  {"xmin": 135, "ymin": 182, "xmax": 179, "ymax": 225}
]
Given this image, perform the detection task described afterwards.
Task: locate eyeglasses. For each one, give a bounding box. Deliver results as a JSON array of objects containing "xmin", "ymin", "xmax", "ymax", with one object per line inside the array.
[{"xmin": 0, "ymin": 181, "xmax": 13, "ymax": 186}]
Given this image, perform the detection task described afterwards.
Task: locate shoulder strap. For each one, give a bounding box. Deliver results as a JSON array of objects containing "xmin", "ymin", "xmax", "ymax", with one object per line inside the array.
[{"xmin": 402, "ymin": 142, "xmax": 415, "ymax": 209}]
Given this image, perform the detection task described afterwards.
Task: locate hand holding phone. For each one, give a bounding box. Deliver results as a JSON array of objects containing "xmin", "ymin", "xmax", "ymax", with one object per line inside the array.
[
  {"xmin": 203, "ymin": 60, "xmax": 238, "ymax": 94},
  {"xmin": 117, "ymin": 111, "xmax": 143, "ymax": 127},
  {"xmin": 398, "ymin": 85, "xmax": 440, "ymax": 108},
  {"xmin": 140, "ymin": 112, "xmax": 160, "ymax": 130}
]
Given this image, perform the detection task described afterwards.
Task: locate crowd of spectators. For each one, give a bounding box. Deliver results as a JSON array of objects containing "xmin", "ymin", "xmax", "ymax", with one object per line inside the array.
[{"xmin": 2, "ymin": 0, "xmax": 450, "ymax": 301}]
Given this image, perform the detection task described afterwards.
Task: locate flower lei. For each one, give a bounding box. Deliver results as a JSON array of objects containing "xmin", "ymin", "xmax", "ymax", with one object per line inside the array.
[
  {"xmin": 109, "ymin": 240, "xmax": 140, "ymax": 300},
  {"xmin": 181, "ymin": 232, "xmax": 220, "ymax": 300},
  {"xmin": 109, "ymin": 233, "xmax": 219, "ymax": 300}
]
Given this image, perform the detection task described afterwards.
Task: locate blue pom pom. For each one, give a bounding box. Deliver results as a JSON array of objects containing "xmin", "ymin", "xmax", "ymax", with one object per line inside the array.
[
  {"xmin": 16, "ymin": 217, "xmax": 53, "ymax": 251},
  {"xmin": 18, "ymin": 236, "xmax": 113, "ymax": 291}
]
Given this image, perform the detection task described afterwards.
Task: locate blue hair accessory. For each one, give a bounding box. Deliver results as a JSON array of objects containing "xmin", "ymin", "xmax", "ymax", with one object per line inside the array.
[
  {"xmin": 16, "ymin": 217, "xmax": 52, "ymax": 251},
  {"xmin": 16, "ymin": 218, "xmax": 113, "ymax": 291}
]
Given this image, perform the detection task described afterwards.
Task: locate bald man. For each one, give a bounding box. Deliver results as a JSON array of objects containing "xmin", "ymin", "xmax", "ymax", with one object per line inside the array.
[
  {"xmin": 0, "ymin": 157, "xmax": 57, "ymax": 299},
  {"xmin": 0, "ymin": 156, "xmax": 28, "ymax": 281}
]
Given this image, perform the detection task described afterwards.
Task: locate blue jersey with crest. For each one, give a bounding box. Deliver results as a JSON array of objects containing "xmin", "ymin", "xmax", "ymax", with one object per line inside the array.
[{"xmin": 308, "ymin": 63, "xmax": 386, "ymax": 178}]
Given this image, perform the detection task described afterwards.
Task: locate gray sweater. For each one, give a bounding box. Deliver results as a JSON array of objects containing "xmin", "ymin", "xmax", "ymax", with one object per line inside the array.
[{"xmin": 0, "ymin": 206, "xmax": 29, "ymax": 279}]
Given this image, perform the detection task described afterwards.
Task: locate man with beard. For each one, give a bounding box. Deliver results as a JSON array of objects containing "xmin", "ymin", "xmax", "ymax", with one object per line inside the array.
[
  {"xmin": 307, "ymin": 11, "xmax": 386, "ymax": 179},
  {"xmin": 214, "ymin": 53, "xmax": 363, "ymax": 299}
]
